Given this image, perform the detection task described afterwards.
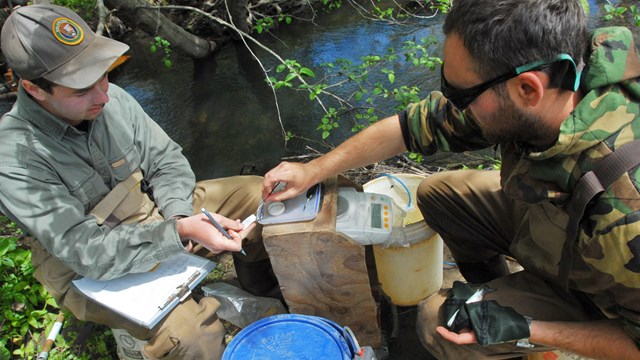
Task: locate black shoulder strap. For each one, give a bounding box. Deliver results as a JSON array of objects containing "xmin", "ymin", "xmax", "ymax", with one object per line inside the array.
[{"xmin": 558, "ymin": 138, "xmax": 640, "ymax": 289}]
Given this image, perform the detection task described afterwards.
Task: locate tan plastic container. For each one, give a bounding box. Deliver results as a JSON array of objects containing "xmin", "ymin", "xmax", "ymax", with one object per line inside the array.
[{"xmin": 364, "ymin": 174, "xmax": 444, "ymax": 306}]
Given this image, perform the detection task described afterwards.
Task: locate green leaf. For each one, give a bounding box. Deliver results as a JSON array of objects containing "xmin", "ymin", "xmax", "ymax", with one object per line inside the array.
[
  {"xmin": 388, "ymin": 73, "xmax": 395, "ymax": 84},
  {"xmin": 27, "ymin": 316, "xmax": 40, "ymax": 329},
  {"xmin": 578, "ymin": 0, "xmax": 589, "ymax": 14},
  {"xmin": 1, "ymin": 258, "xmax": 13, "ymax": 268},
  {"xmin": 299, "ymin": 68, "xmax": 316, "ymax": 77},
  {"xmin": 45, "ymin": 297, "xmax": 58, "ymax": 308},
  {"xmin": 284, "ymin": 73, "xmax": 297, "ymax": 82},
  {"xmin": 14, "ymin": 281, "xmax": 28, "ymax": 292},
  {"xmin": 1, "ymin": 345, "xmax": 11, "ymax": 360}
]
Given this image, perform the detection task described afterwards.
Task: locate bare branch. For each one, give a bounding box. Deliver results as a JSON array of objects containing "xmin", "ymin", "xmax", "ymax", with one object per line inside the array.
[
  {"xmin": 223, "ymin": 0, "xmax": 288, "ymax": 146},
  {"xmin": 95, "ymin": 0, "xmax": 107, "ymax": 36},
  {"xmin": 138, "ymin": 4, "xmax": 329, "ymax": 113}
]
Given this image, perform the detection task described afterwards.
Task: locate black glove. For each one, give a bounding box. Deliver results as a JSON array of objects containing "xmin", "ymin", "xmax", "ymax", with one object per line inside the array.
[
  {"xmin": 441, "ymin": 281, "xmax": 531, "ymax": 346},
  {"xmin": 465, "ymin": 300, "xmax": 530, "ymax": 346},
  {"xmin": 441, "ymin": 281, "xmax": 477, "ymax": 331}
]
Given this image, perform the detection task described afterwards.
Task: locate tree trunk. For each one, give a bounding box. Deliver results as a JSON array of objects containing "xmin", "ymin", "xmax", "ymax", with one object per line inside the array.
[
  {"xmin": 228, "ymin": 0, "xmax": 250, "ymax": 40},
  {"xmin": 104, "ymin": 0, "xmax": 216, "ymax": 59}
]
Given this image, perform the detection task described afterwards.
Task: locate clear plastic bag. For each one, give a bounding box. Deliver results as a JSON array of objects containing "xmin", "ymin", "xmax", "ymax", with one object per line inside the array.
[{"xmin": 202, "ymin": 282, "xmax": 287, "ymax": 328}]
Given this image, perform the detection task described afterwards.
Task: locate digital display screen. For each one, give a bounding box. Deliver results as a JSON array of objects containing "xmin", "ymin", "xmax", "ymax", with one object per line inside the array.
[{"xmin": 371, "ymin": 203, "xmax": 382, "ymax": 228}]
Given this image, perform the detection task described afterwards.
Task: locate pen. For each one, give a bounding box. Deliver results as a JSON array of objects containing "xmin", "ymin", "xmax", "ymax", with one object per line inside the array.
[
  {"xmin": 267, "ymin": 181, "xmax": 282, "ymax": 198},
  {"xmin": 260, "ymin": 181, "xmax": 282, "ymax": 206},
  {"xmin": 201, "ymin": 208, "xmax": 247, "ymax": 256},
  {"xmin": 257, "ymin": 181, "xmax": 283, "ymax": 217}
]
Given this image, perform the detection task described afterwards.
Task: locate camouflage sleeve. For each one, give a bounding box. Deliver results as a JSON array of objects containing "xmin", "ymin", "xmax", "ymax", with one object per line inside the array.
[
  {"xmin": 583, "ymin": 27, "xmax": 640, "ymax": 93},
  {"xmin": 582, "ymin": 198, "xmax": 640, "ymax": 347},
  {"xmin": 403, "ymin": 91, "xmax": 493, "ymax": 155}
]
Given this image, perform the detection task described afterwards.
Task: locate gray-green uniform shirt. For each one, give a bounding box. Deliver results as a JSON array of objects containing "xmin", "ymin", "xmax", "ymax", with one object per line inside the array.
[{"xmin": 0, "ymin": 83, "xmax": 191, "ymax": 280}]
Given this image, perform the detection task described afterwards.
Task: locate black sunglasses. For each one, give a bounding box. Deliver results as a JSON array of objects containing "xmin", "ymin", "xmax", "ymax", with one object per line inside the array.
[{"xmin": 440, "ymin": 53, "xmax": 581, "ymax": 111}]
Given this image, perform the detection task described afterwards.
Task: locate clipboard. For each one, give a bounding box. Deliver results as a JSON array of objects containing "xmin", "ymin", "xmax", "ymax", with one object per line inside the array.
[
  {"xmin": 257, "ymin": 183, "xmax": 322, "ymax": 225},
  {"xmin": 72, "ymin": 252, "xmax": 216, "ymax": 329}
]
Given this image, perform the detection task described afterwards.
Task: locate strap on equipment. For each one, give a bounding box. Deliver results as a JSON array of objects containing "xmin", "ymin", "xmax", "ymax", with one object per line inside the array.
[
  {"xmin": 89, "ymin": 168, "xmax": 145, "ymax": 229},
  {"xmin": 558, "ymin": 139, "xmax": 640, "ymax": 289}
]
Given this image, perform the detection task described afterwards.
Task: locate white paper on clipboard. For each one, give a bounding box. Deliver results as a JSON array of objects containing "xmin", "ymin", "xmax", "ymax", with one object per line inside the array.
[{"xmin": 257, "ymin": 184, "xmax": 322, "ymax": 225}]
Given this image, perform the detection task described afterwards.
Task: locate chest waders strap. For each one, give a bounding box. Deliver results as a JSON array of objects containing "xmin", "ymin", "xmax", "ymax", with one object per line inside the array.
[
  {"xmin": 89, "ymin": 168, "xmax": 145, "ymax": 229},
  {"xmin": 559, "ymin": 138, "xmax": 640, "ymax": 290}
]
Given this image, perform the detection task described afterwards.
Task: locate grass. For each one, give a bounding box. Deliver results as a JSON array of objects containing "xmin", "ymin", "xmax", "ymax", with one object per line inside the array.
[
  {"xmin": 0, "ymin": 213, "xmax": 243, "ymax": 360},
  {"xmin": 0, "ymin": 215, "xmax": 118, "ymax": 359}
]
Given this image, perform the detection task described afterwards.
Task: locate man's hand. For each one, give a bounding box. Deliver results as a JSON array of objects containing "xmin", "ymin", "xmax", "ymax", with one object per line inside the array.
[
  {"xmin": 176, "ymin": 213, "xmax": 255, "ymax": 254},
  {"xmin": 262, "ymin": 161, "xmax": 320, "ymax": 202},
  {"xmin": 436, "ymin": 326, "xmax": 478, "ymax": 345},
  {"xmin": 441, "ymin": 281, "xmax": 530, "ymax": 346}
]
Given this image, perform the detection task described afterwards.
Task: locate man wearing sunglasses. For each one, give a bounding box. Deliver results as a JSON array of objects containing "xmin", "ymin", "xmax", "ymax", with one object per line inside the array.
[{"xmin": 262, "ymin": 0, "xmax": 640, "ymax": 358}]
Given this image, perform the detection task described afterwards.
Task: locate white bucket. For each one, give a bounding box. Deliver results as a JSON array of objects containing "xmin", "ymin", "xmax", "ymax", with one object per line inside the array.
[{"xmin": 364, "ymin": 174, "xmax": 443, "ymax": 306}]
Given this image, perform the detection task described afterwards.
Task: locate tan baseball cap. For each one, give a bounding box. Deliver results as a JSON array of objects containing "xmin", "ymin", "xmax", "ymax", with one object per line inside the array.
[{"xmin": 1, "ymin": 4, "xmax": 129, "ymax": 89}]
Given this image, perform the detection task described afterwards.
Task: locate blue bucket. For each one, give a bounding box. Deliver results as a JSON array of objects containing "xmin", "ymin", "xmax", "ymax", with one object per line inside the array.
[{"xmin": 222, "ymin": 314, "xmax": 357, "ymax": 360}]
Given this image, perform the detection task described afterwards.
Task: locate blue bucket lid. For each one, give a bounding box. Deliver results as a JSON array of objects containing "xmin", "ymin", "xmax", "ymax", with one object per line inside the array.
[{"xmin": 222, "ymin": 314, "xmax": 355, "ymax": 360}]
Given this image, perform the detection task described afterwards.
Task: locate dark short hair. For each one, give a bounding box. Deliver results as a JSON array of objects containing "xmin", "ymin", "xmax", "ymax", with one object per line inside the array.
[
  {"xmin": 443, "ymin": 0, "xmax": 588, "ymax": 88},
  {"xmin": 28, "ymin": 77, "xmax": 56, "ymax": 93}
]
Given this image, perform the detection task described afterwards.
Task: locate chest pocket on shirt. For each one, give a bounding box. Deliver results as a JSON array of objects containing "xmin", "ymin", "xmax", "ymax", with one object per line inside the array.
[
  {"xmin": 109, "ymin": 145, "xmax": 141, "ymax": 185},
  {"xmin": 69, "ymin": 171, "xmax": 110, "ymax": 212}
]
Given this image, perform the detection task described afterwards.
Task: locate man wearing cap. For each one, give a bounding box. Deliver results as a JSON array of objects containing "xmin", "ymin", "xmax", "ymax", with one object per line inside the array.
[{"xmin": 0, "ymin": 4, "xmax": 279, "ymax": 359}]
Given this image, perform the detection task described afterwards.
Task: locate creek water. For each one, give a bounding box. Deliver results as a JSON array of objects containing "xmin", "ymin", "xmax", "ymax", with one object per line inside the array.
[
  {"xmin": 109, "ymin": 2, "xmax": 446, "ymax": 181},
  {"xmin": 107, "ymin": 1, "xmax": 618, "ymax": 182}
]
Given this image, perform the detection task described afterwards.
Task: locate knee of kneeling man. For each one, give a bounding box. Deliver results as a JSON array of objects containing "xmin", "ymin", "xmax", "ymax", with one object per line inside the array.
[
  {"xmin": 142, "ymin": 297, "xmax": 225, "ymax": 359},
  {"xmin": 416, "ymin": 290, "xmax": 447, "ymax": 346}
]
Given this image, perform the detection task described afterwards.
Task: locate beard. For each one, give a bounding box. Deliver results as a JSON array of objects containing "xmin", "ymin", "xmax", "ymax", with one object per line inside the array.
[{"xmin": 479, "ymin": 94, "xmax": 559, "ymax": 149}]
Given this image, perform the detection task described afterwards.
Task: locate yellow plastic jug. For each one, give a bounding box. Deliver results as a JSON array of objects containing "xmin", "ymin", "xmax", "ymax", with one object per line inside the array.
[{"xmin": 364, "ymin": 174, "xmax": 443, "ymax": 306}]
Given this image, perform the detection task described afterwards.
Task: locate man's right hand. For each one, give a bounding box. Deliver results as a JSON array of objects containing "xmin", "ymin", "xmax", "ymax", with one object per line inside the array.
[
  {"xmin": 176, "ymin": 213, "xmax": 250, "ymax": 254},
  {"xmin": 262, "ymin": 115, "xmax": 407, "ymax": 202},
  {"xmin": 262, "ymin": 161, "xmax": 320, "ymax": 202}
]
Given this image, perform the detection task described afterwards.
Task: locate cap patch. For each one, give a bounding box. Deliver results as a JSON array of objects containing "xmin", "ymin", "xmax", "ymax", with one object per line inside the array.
[{"xmin": 51, "ymin": 17, "xmax": 84, "ymax": 46}]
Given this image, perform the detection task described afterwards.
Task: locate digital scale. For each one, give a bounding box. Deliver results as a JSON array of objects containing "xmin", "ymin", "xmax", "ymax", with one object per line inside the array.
[
  {"xmin": 335, "ymin": 187, "xmax": 396, "ymax": 245},
  {"xmin": 256, "ymin": 183, "xmax": 322, "ymax": 225}
]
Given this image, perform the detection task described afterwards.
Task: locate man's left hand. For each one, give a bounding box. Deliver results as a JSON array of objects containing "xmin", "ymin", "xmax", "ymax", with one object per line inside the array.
[{"xmin": 436, "ymin": 326, "xmax": 478, "ymax": 344}]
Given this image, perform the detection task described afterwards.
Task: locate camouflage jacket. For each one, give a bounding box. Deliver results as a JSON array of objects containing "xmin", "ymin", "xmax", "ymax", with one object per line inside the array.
[{"xmin": 402, "ymin": 27, "xmax": 640, "ymax": 344}]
